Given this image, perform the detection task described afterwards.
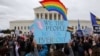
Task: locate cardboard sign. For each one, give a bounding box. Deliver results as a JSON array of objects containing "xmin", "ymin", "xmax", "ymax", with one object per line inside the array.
[{"xmin": 30, "ymin": 19, "xmax": 71, "ymax": 44}]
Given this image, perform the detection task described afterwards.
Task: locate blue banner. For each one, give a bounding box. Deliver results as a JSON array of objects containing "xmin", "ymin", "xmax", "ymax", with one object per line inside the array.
[{"xmin": 30, "ymin": 19, "xmax": 71, "ymax": 44}]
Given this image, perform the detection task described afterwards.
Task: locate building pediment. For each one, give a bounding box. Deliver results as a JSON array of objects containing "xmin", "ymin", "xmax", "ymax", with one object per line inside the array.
[{"xmin": 34, "ymin": 6, "xmax": 48, "ymax": 12}]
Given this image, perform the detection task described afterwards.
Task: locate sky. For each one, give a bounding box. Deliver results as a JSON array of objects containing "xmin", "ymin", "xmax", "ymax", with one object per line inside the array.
[{"xmin": 0, "ymin": 0, "xmax": 100, "ymax": 29}]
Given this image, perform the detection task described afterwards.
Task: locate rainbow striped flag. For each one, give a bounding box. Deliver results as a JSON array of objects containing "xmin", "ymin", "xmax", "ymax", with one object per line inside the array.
[
  {"xmin": 67, "ymin": 26, "xmax": 74, "ymax": 32},
  {"xmin": 40, "ymin": 0, "xmax": 67, "ymax": 20}
]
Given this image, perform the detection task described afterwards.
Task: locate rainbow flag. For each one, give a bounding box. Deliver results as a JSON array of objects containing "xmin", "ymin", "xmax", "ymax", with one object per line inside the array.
[
  {"xmin": 90, "ymin": 13, "xmax": 100, "ymax": 26},
  {"xmin": 40, "ymin": 0, "xmax": 67, "ymax": 20},
  {"xmin": 67, "ymin": 26, "xmax": 74, "ymax": 32}
]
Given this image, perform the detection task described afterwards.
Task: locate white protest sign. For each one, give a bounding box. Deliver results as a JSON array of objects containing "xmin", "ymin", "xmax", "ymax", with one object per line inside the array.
[
  {"xmin": 82, "ymin": 27, "xmax": 93, "ymax": 36},
  {"xmin": 15, "ymin": 30, "xmax": 20, "ymax": 36}
]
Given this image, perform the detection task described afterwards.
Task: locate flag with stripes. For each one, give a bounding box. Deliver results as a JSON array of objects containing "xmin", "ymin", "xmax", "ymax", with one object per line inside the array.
[
  {"xmin": 90, "ymin": 12, "xmax": 100, "ymax": 34},
  {"xmin": 90, "ymin": 12, "xmax": 100, "ymax": 26},
  {"xmin": 67, "ymin": 26, "xmax": 74, "ymax": 32}
]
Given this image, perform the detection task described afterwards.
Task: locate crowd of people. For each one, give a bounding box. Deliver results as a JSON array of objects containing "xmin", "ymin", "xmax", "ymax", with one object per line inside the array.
[{"xmin": 0, "ymin": 33, "xmax": 100, "ymax": 56}]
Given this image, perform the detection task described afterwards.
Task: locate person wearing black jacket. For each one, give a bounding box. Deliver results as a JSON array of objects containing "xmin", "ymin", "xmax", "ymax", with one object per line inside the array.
[{"xmin": 18, "ymin": 37, "xmax": 25, "ymax": 56}]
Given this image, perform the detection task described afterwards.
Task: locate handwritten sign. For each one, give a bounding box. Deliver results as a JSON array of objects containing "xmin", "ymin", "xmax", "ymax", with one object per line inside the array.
[{"xmin": 30, "ymin": 20, "xmax": 71, "ymax": 44}]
